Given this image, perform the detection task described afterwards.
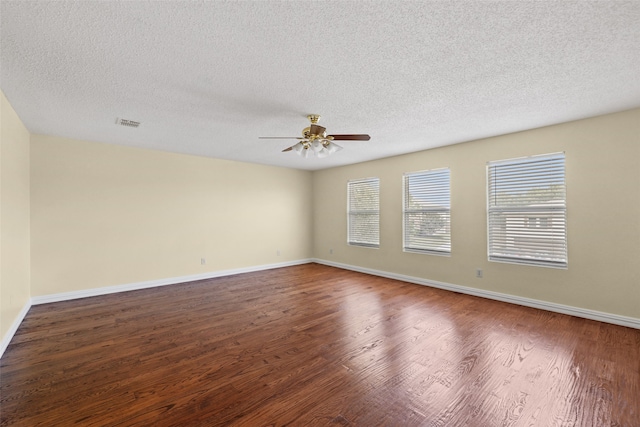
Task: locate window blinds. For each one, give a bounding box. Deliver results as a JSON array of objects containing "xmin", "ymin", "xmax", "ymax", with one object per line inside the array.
[
  {"xmin": 347, "ymin": 178, "xmax": 380, "ymax": 248},
  {"xmin": 487, "ymin": 153, "xmax": 567, "ymax": 268},
  {"xmin": 403, "ymin": 168, "xmax": 451, "ymax": 254}
]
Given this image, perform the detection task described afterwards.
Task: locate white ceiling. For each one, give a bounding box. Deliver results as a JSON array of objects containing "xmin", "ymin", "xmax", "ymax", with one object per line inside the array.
[{"xmin": 1, "ymin": 1, "xmax": 639, "ymax": 171}]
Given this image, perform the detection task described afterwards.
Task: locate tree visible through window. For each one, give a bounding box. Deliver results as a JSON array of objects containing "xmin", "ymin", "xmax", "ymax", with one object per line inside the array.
[
  {"xmin": 347, "ymin": 178, "xmax": 380, "ymax": 248},
  {"xmin": 403, "ymin": 168, "xmax": 451, "ymax": 255},
  {"xmin": 487, "ymin": 153, "xmax": 567, "ymax": 268}
]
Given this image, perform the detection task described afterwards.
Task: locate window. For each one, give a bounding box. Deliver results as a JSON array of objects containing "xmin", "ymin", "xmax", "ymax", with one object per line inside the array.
[
  {"xmin": 487, "ymin": 153, "xmax": 567, "ymax": 268},
  {"xmin": 347, "ymin": 178, "xmax": 380, "ymax": 248},
  {"xmin": 403, "ymin": 168, "xmax": 451, "ymax": 255}
]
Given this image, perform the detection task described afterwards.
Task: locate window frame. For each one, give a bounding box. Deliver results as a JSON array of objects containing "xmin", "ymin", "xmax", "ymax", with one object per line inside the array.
[
  {"xmin": 402, "ymin": 168, "xmax": 451, "ymax": 256},
  {"xmin": 486, "ymin": 152, "xmax": 568, "ymax": 268},
  {"xmin": 347, "ymin": 177, "xmax": 380, "ymax": 248}
]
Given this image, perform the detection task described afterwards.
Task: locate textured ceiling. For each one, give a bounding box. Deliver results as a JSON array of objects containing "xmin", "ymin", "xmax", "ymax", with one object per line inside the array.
[{"xmin": 1, "ymin": 1, "xmax": 639, "ymax": 171}]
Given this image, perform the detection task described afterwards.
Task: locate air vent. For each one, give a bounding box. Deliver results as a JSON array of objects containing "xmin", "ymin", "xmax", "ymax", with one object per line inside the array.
[{"xmin": 116, "ymin": 118, "xmax": 141, "ymax": 128}]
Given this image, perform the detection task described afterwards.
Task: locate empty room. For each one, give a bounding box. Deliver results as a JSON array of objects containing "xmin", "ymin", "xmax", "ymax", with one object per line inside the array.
[{"xmin": 1, "ymin": 1, "xmax": 639, "ymax": 426}]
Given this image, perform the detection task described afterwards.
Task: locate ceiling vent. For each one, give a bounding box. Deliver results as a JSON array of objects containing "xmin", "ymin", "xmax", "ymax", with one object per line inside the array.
[{"xmin": 116, "ymin": 118, "xmax": 141, "ymax": 128}]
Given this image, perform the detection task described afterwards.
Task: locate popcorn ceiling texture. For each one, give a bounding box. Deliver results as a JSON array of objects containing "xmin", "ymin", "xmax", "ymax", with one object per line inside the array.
[{"xmin": 1, "ymin": 1, "xmax": 639, "ymax": 170}]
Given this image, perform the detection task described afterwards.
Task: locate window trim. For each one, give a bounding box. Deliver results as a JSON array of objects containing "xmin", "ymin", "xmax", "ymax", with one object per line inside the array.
[
  {"xmin": 486, "ymin": 152, "xmax": 568, "ymax": 269},
  {"xmin": 347, "ymin": 177, "xmax": 380, "ymax": 248},
  {"xmin": 402, "ymin": 168, "xmax": 451, "ymax": 256}
]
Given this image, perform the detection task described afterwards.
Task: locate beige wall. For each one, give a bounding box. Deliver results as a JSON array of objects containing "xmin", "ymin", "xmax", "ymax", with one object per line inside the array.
[
  {"xmin": 1, "ymin": 91, "xmax": 31, "ymax": 342},
  {"xmin": 30, "ymin": 135, "xmax": 313, "ymax": 296},
  {"xmin": 313, "ymin": 109, "xmax": 640, "ymax": 319}
]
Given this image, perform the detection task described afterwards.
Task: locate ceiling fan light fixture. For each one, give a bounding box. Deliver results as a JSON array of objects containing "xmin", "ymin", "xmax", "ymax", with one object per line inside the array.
[
  {"xmin": 291, "ymin": 139, "xmax": 343, "ymax": 158},
  {"xmin": 316, "ymin": 147, "xmax": 330, "ymax": 158},
  {"xmin": 292, "ymin": 141, "xmax": 306, "ymax": 154},
  {"xmin": 326, "ymin": 141, "xmax": 343, "ymax": 154},
  {"xmin": 311, "ymin": 139, "xmax": 324, "ymax": 152}
]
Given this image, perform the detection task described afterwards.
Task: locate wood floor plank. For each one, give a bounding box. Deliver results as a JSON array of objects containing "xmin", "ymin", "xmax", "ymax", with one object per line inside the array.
[{"xmin": 1, "ymin": 263, "xmax": 638, "ymax": 426}]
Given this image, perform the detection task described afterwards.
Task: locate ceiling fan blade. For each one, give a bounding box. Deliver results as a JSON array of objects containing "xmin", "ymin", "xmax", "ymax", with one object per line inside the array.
[
  {"xmin": 309, "ymin": 124, "xmax": 326, "ymax": 136},
  {"xmin": 259, "ymin": 137, "xmax": 303, "ymax": 140},
  {"xmin": 328, "ymin": 134, "xmax": 371, "ymax": 141},
  {"xmin": 282, "ymin": 146, "xmax": 294, "ymax": 152}
]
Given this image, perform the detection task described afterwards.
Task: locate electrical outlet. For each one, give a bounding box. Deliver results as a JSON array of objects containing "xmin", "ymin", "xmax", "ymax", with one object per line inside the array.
[
  {"xmin": 476, "ymin": 269, "xmax": 483, "ymax": 278},
  {"xmin": 329, "ymin": 248, "xmax": 333, "ymax": 254},
  {"xmin": 277, "ymin": 250, "xmax": 281, "ymax": 256},
  {"xmin": 201, "ymin": 258, "xmax": 206, "ymax": 265}
]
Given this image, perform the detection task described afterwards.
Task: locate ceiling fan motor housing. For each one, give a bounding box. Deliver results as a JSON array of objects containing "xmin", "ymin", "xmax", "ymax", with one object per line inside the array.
[{"xmin": 302, "ymin": 126, "xmax": 327, "ymax": 139}]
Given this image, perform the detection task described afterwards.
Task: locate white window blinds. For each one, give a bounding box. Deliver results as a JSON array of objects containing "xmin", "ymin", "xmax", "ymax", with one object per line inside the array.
[
  {"xmin": 347, "ymin": 178, "xmax": 380, "ymax": 248},
  {"xmin": 403, "ymin": 168, "xmax": 451, "ymax": 255},
  {"xmin": 487, "ymin": 153, "xmax": 567, "ymax": 268}
]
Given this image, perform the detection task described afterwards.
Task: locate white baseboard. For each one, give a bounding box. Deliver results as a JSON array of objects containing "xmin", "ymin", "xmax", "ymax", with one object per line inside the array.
[
  {"xmin": 0, "ymin": 299, "xmax": 32, "ymax": 359},
  {"xmin": 31, "ymin": 259, "xmax": 313, "ymax": 305},
  {"xmin": 313, "ymin": 258, "xmax": 640, "ymax": 330}
]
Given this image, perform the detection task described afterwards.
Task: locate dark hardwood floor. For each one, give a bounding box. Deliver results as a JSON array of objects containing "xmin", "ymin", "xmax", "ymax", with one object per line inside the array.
[{"xmin": 1, "ymin": 263, "xmax": 638, "ymax": 426}]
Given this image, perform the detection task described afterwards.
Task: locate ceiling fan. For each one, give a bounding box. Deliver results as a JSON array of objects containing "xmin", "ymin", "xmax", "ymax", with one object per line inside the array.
[{"xmin": 259, "ymin": 115, "xmax": 370, "ymax": 158}]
